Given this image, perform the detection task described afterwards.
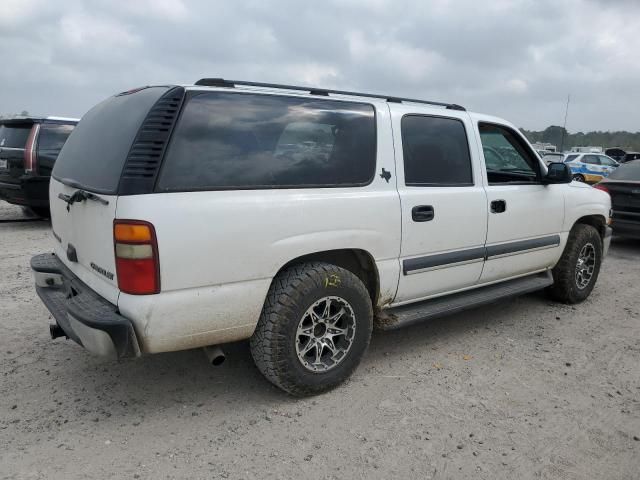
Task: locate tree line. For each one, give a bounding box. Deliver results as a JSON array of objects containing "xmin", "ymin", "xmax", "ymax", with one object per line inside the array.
[{"xmin": 521, "ymin": 126, "xmax": 640, "ymax": 152}]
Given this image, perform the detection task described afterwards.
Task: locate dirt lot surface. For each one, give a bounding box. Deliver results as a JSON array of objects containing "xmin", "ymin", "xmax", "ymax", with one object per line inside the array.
[{"xmin": 1, "ymin": 200, "xmax": 639, "ymax": 479}]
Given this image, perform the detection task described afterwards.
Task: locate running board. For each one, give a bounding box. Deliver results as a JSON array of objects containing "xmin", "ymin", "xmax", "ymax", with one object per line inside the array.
[{"xmin": 377, "ymin": 271, "xmax": 554, "ymax": 331}]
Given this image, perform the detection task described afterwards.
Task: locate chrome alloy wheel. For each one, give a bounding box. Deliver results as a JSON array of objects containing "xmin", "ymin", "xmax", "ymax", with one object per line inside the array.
[
  {"xmin": 575, "ymin": 243, "xmax": 596, "ymax": 290},
  {"xmin": 295, "ymin": 296, "xmax": 356, "ymax": 372}
]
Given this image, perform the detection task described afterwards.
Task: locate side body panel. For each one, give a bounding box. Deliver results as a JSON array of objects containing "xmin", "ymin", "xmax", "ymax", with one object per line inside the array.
[{"xmin": 116, "ymin": 100, "xmax": 402, "ymax": 353}]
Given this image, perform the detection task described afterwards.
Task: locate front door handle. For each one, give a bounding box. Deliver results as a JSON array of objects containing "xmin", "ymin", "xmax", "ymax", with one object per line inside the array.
[
  {"xmin": 490, "ymin": 199, "xmax": 507, "ymax": 213},
  {"xmin": 412, "ymin": 205, "xmax": 435, "ymax": 222}
]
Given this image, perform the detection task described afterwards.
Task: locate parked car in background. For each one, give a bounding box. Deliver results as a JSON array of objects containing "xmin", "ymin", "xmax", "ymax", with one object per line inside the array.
[
  {"xmin": 605, "ymin": 147, "xmax": 627, "ymax": 163},
  {"xmin": 0, "ymin": 116, "xmax": 78, "ymax": 217},
  {"xmin": 563, "ymin": 153, "xmax": 619, "ymax": 183},
  {"xmin": 595, "ymin": 160, "xmax": 640, "ymax": 237},
  {"xmin": 539, "ymin": 151, "xmax": 565, "ymax": 165}
]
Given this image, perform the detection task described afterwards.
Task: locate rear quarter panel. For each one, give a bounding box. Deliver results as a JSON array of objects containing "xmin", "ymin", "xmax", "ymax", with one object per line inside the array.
[{"xmin": 116, "ymin": 102, "xmax": 401, "ymax": 353}]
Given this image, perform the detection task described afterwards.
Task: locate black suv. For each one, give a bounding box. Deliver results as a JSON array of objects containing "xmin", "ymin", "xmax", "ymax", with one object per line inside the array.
[{"xmin": 0, "ymin": 116, "xmax": 78, "ymax": 217}]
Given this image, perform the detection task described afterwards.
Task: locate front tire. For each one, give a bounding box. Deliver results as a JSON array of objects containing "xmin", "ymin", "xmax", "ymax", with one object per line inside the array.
[
  {"xmin": 250, "ymin": 262, "xmax": 373, "ymax": 396},
  {"xmin": 572, "ymin": 174, "xmax": 585, "ymax": 183},
  {"xmin": 548, "ymin": 224, "xmax": 602, "ymax": 304}
]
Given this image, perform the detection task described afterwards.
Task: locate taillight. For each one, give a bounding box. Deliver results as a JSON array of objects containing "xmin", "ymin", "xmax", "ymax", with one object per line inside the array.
[
  {"xmin": 593, "ymin": 184, "xmax": 609, "ymax": 194},
  {"xmin": 114, "ymin": 220, "xmax": 160, "ymax": 295},
  {"xmin": 23, "ymin": 124, "xmax": 40, "ymax": 174}
]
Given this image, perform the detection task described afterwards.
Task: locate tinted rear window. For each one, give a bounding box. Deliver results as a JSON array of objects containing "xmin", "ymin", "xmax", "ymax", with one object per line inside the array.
[
  {"xmin": 53, "ymin": 86, "xmax": 170, "ymax": 194},
  {"xmin": 38, "ymin": 124, "xmax": 75, "ymax": 152},
  {"xmin": 0, "ymin": 124, "xmax": 31, "ymax": 148},
  {"xmin": 608, "ymin": 160, "xmax": 640, "ymax": 180},
  {"xmin": 157, "ymin": 92, "xmax": 376, "ymax": 191},
  {"xmin": 401, "ymin": 115, "xmax": 472, "ymax": 186}
]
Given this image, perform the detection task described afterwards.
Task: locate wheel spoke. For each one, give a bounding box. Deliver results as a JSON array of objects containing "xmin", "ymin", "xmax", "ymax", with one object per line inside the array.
[
  {"xmin": 322, "ymin": 298, "xmax": 332, "ymax": 319},
  {"xmin": 327, "ymin": 325, "xmax": 348, "ymax": 336},
  {"xmin": 314, "ymin": 342, "xmax": 323, "ymax": 365},
  {"xmin": 301, "ymin": 338, "xmax": 316, "ymax": 356},
  {"xmin": 298, "ymin": 325, "xmax": 314, "ymax": 336},
  {"xmin": 323, "ymin": 337, "xmax": 337, "ymax": 356},
  {"xmin": 326, "ymin": 308, "xmax": 345, "ymax": 326}
]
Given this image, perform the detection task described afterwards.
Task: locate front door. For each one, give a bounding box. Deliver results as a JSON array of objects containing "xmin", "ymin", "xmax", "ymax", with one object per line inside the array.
[
  {"xmin": 392, "ymin": 106, "xmax": 488, "ymax": 304},
  {"xmin": 474, "ymin": 121, "xmax": 564, "ymax": 283}
]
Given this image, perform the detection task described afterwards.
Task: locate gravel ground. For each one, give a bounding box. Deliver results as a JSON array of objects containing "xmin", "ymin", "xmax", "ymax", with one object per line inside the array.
[{"xmin": 1, "ymin": 200, "xmax": 639, "ymax": 480}]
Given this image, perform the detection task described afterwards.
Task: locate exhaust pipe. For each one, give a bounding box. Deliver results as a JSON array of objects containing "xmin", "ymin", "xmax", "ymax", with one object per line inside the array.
[
  {"xmin": 49, "ymin": 324, "xmax": 66, "ymax": 339},
  {"xmin": 203, "ymin": 345, "xmax": 226, "ymax": 366}
]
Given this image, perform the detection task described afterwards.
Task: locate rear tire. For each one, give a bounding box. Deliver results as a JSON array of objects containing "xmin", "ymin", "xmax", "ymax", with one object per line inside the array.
[
  {"xmin": 572, "ymin": 174, "xmax": 585, "ymax": 182},
  {"xmin": 548, "ymin": 224, "xmax": 602, "ymax": 304},
  {"xmin": 29, "ymin": 206, "xmax": 50, "ymax": 219},
  {"xmin": 250, "ymin": 262, "xmax": 373, "ymax": 396}
]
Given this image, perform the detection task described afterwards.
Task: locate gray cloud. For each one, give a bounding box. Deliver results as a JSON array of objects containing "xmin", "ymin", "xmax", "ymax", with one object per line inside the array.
[{"xmin": 0, "ymin": 0, "xmax": 638, "ymax": 132}]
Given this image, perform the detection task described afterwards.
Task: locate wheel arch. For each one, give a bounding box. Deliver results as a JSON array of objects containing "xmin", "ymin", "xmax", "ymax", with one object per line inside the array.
[
  {"xmin": 276, "ymin": 249, "xmax": 380, "ymax": 306},
  {"xmin": 573, "ymin": 214, "xmax": 607, "ymax": 240}
]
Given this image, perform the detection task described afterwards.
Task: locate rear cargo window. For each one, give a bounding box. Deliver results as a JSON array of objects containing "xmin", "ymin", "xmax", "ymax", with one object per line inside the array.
[
  {"xmin": 38, "ymin": 124, "xmax": 75, "ymax": 152},
  {"xmin": 157, "ymin": 92, "xmax": 376, "ymax": 191},
  {"xmin": 0, "ymin": 124, "xmax": 31, "ymax": 148},
  {"xmin": 52, "ymin": 86, "xmax": 170, "ymax": 194}
]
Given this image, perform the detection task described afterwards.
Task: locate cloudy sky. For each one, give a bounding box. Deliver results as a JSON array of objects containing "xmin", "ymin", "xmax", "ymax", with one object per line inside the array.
[{"xmin": 1, "ymin": 0, "xmax": 638, "ymax": 132}]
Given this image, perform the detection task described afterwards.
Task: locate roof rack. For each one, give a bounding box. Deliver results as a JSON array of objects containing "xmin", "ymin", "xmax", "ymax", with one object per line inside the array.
[{"xmin": 194, "ymin": 78, "xmax": 465, "ymax": 111}]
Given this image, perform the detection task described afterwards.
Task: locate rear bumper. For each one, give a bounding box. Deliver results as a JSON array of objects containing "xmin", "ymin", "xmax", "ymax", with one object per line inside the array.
[
  {"xmin": 0, "ymin": 176, "xmax": 50, "ymax": 208},
  {"xmin": 611, "ymin": 218, "xmax": 640, "ymax": 238},
  {"xmin": 603, "ymin": 226, "xmax": 613, "ymax": 256},
  {"xmin": 31, "ymin": 253, "xmax": 140, "ymax": 359}
]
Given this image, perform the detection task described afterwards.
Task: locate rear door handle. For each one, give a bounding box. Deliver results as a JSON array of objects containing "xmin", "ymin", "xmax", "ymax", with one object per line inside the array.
[
  {"xmin": 490, "ymin": 199, "xmax": 507, "ymax": 213},
  {"xmin": 412, "ymin": 205, "xmax": 435, "ymax": 222}
]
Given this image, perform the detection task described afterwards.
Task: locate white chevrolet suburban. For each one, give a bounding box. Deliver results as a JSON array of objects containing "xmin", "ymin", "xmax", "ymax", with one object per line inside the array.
[{"xmin": 32, "ymin": 79, "xmax": 612, "ymax": 396}]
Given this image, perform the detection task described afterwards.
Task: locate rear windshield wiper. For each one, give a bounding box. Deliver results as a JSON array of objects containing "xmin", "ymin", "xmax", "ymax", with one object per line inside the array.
[{"xmin": 58, "ymin": 190, "xmax": 109, "ymax": 211}]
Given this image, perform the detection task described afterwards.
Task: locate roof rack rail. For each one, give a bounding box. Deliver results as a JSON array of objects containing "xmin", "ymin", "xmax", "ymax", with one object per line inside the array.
[{"xmin": 194, "ymin": 78, "xmax": 465, "ymax": 111}]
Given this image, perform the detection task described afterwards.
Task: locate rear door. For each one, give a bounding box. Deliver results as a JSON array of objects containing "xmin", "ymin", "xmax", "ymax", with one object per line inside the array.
[
  {"xmin": 392, "ymin": 105, "xmax": 488, "ymax": 303},
  {"xmin": 50, "ymin": 86, "xmax": 177, "ymax": 304}
]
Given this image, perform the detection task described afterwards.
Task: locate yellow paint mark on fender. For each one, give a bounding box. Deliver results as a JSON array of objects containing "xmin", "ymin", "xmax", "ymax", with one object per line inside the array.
[{"xmin": 324, "ymin": 274, "xmax": 341, "ymax": 287}]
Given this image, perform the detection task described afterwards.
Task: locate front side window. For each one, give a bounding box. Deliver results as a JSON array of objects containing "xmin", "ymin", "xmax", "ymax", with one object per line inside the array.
[
  {"xmin": 157, "ymin": 92, "xmax": 376, "ymax": 191},
  {"xmin": 401, "ymin": 115, "xmax": 473, "ymax": 186},
  {"xmin": 479, "ymin": 123, "xmax": 539, "ymax": 184},
  {"xmin": 598, "ymin": 156, "xmax": 617, "ymax": 167}
]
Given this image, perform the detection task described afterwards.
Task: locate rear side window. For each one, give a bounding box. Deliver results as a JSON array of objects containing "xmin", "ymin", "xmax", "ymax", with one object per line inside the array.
[
  {"xmin": 37, "ymin": 124, "xmax": 75, "ymax": 153},
  {"xmin": 583, "ymin": 155, "xmax": 600, "ymax": 165},
  {"xmin": 401, "ymin": 115, "xmax": 473, "ymax": 186},
  {"xmin": 53, "ymin": 86, "xmax": 171, "ymax": 194},
  {"xmin": 157, "ymin": 92, "xmax": 376, "ymax": 191},
  {"xmin": 0, "ymin": 124, "xmax": 31, "ymax": 148}
]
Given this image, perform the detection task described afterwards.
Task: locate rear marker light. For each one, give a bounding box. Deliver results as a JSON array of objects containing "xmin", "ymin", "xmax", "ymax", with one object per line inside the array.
[
  {"xmin": 114, "ymin": 220, "xmax": 160, "ymax": 295},
  {"xmin": 24, "ymin": 124, "xmax": 40, "ymax": 173},
  {"xmin": 593, "ymin": 184, "xmax": 609, "ymax": 194}
]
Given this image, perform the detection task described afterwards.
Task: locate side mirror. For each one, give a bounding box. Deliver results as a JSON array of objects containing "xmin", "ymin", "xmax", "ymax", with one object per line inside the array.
[{"xmin": 544, "ymin": 162, "xmax": 572, "ymax": 184}]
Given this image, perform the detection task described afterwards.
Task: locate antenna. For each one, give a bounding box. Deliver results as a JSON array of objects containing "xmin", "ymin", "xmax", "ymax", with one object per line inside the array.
[{"xmin": 560, "ymin": 94, "xmax": 570, "ymax": 152}]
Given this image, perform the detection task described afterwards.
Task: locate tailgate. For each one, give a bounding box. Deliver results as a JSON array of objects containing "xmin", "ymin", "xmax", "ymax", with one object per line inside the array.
[
  {"xmin": 0, "ymin": 122, "xmax": 32, "ymax": 184},
  {"xmin": 50, "ymin": 178, "xmax": 120, "ymax": 304}
]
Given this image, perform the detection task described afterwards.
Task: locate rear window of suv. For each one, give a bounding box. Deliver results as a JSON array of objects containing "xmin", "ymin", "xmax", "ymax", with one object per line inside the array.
[
  {"xmin": 156, "ymin": 92, "xmax": 376, "ymax": 191},
  {"xmin": 53, "ymin": 86, "xmax": 171, "ymax": 194},
  {"xmin": 0, "ymin": 124, "xmax": 31, "ymax": 148}
]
